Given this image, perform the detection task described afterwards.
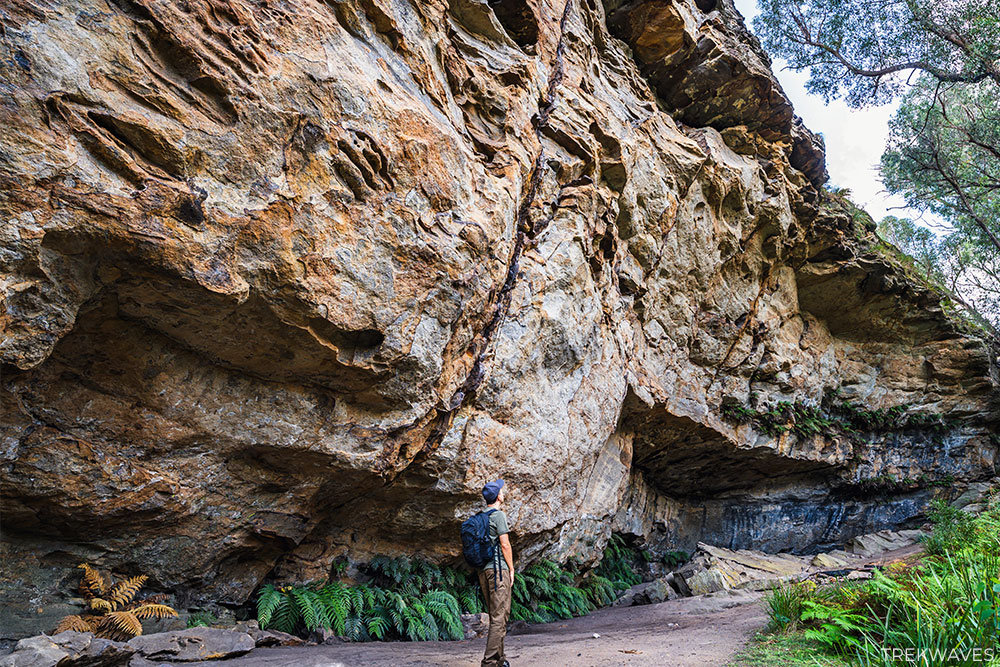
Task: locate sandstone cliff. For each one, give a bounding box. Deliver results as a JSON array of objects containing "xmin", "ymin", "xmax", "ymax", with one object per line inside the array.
[{"xmin": 1, "ymin": 0, "xmax": 997, "ymax": 636}]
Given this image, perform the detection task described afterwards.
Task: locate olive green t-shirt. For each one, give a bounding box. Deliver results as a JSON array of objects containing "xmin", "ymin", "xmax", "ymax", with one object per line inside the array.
[{"xmin": 481, "ymin": 509, "xmax": 510, "ymax": 572}]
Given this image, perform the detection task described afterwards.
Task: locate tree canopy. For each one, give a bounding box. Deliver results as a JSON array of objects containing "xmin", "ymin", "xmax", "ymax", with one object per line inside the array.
[
  {"xmin": 753, "ymin": 0, "xmax": 1000, "ymax": 106},
  {"xmin": 752, "ymin": 0, "xmax": 1000, "ymax": 329}
]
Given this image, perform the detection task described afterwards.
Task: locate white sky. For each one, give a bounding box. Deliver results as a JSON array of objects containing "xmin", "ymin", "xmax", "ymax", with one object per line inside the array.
[{"xmin": 732, "ymin": 0, "xmax": 913, "ymax": 222}]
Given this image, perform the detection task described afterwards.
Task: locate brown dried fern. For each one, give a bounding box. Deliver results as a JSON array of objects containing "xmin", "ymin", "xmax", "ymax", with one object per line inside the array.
[
  {"xmin": 55, "ymin": 615, "xmax": 96, "ymax": 634},
  {"xmin": 57, "ymin": 565, "xmax": 176, "ymax": 640},
  {"xmin": 131, "ymin": 603, "xmax": 179, "ymax": 620},
  {"xmin": 99, "ymin": 611, "xmax": 143, "ymax": 641},
  {"xmin": 89, "ymin": 598, "xmax": 113, "ymax": 613},
  {"xmin": 108, "ymin": 575, "xmax": 148, "ymax": 608},
  {"xmin": 77, "ymin": 564, "xmax": 107, "ymax": 599}
]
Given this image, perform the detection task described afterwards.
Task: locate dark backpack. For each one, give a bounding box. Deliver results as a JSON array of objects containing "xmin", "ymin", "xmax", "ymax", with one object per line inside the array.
[{"xmin": 461, "ymin": 509, "xmax": 498, "ymax": 569}]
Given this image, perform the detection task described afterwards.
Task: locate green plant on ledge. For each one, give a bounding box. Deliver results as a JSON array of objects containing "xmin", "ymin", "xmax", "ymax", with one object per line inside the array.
[
  {"xmin": 593, "ymin": 534, "xmax": 643, "ymax": 591},
  {"xmin": 720, "ymin": 389, "xmax": 952, "ymax": 444}
]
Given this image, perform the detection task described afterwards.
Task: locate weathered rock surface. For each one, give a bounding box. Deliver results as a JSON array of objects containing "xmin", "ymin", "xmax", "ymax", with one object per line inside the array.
[
  {"xmin": 1, "ymin": 0, "xmax": 997, "ymax": 638},
  {"xmin": 612, "ymin": 574, "xmax": 683, "ymax": 606},
  {"xmin": 0, "ymin": 632, "xmax": 134, "ymax": 667},
  {"xmin": 127, "ymin": 628, "xmax": 254, "ymax": 662},
  {"xmin": 460, "ymin": 613, "xmax": 490, "ymax": 640},
  {"xmin": 676, "ymin": 528, "xmax": 925, "ymax": 595}
]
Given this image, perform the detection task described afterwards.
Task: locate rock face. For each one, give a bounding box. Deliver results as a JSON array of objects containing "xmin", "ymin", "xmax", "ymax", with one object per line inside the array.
[{"xmin": 1, "ymin": 0, "xmax": 997, "ymax": 637}]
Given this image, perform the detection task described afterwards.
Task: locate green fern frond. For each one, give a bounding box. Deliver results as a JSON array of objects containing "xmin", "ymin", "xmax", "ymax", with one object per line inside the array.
[
  {"xmin": 256, "ymin": 585, "xmax": 283, "ymax": 629},
  {"xmin": 290, "ymin": 589, "xmax": 321, "ymax": 631},
  {"xmin": 366, "ymin": 609, "xmax": 390, "ymax": 640},
  {"xmin": 270, "ymin": 592, "xmax": 299, "ymax": 634}
]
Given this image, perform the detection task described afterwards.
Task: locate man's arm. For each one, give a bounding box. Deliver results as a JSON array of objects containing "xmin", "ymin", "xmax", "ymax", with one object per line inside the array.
[{"xmin": 498, "ymin": 533, "xmax": 514, "ymax": 582}]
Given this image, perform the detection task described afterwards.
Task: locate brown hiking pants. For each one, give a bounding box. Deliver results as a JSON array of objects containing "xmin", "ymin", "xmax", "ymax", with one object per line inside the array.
[{"xmin": 478, "ymin": 567, "xmax": 511, "ymax": 667}]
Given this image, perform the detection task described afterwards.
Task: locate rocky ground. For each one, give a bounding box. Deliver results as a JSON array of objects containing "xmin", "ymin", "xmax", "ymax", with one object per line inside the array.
[{"xmin": 2, "ymin": 531, "xmax": 939, "ymax": 666}]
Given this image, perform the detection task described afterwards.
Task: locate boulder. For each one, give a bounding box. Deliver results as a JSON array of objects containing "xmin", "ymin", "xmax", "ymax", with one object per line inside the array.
[
  {"xmin": 0, "ymin": 636, "xmax": 68, "ymax": 667},
  {"xmin": 461, "ymin": 613, "xmax": 490, "ymax": 639},
  {"xmin": 0, "ymin": 632, "xmax": 133, "ymax": 667},
  {"xmin": 811, "ymin": 553, "xmax": 849, "ymax": 569},
  {"xmin": 613, "ymin": 575, "xmax": 684, "ymax": 607},
  {"xmin": 848, "ymin": 530, "xmax": 924, "ymax": 557},
  {"xmin": 678, "ymin": 543, "xmax": 810, "ymax": 595},
  {"xmin": 305, "ymin": 628, "xmax": 339, "ymax": 646},
  {"xmin": 127, "ymin": 629, "xmax": 253, "ymax": 662},
  {"xmin": 233, "ymin": 622, "xmax": 304, "ymax": 648},
  {"xmin": 951, "ymin": 480, "xmax": 997, "ymax": 510}
]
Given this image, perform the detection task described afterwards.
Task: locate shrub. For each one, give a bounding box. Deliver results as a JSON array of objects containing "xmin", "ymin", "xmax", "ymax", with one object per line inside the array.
[
  {"xmin": 923, "ymin": 496, "xmax": 1000, "ymax": 559},
  {"xmin": 923, "ymin": 500, "xmax": 981, "ymax": 556}
]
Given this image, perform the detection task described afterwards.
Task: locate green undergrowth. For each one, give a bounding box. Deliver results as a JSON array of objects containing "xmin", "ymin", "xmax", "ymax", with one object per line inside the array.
[
  {"xmin": 186, "ymin": 611, "xmax": 217, "ymax": 628},
  {"xmin": 757, "ymin": 497, "xmax": 1000, "ymax": 666},
  {"xmin": 256, "ymin": 533, "xmax": 680, "ymax": 641},
  {"xmin": 721, "ymin": 388, "xmax": 952, "ymax": 445},
  {"xmin": 729, "ymin": 632, "xmax": 851, "ymax": 667},
  {"xmin": 256, "ymin": 557, "xmax": 476, "ymax": 641}
]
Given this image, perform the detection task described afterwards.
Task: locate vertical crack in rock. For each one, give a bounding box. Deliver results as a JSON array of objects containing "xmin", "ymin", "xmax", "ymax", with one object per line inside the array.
[{"xmin": 408, "ymin": 0, "xmax": 578, "ymax": 466}]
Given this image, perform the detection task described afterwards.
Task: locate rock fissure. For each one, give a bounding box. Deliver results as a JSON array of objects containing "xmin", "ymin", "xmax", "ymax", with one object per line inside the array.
[{"xmin": 407, "ymin": 0, "xmax": 579, "ymax": 465}]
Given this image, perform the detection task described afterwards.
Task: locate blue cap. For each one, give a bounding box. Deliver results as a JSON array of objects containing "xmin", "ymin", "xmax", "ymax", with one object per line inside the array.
[{"xmin": 482, "ymin": 479, "xmax": 505, "ymax": 503}]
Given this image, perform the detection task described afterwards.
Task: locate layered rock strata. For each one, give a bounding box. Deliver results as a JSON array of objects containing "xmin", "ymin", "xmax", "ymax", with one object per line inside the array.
[{"xmin": 2, "ymin": 0, "xmax": 997, "ymax": 636}]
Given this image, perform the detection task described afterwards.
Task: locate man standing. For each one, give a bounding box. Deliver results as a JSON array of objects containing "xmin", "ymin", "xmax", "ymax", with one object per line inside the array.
[{"xmin": 478, "ymin": 479, "xmax": 513, "ymax": 667}]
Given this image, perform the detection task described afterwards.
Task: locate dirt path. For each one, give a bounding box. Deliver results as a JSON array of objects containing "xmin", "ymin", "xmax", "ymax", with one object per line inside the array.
[{"xmin": 209, "ymin": 590, "xmax": 766, "ymax": 667}]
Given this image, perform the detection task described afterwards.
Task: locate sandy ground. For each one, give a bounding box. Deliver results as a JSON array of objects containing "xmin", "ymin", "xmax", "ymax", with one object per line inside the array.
[{"xmin": 208, "ymin": 590, "xmax": 766, "ymax": 667}]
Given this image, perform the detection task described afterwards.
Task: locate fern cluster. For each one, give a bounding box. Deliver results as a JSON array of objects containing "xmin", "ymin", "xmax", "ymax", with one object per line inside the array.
[
  {"xmin": 256, "ymin": 557, "xmax": 483, "ymax": 642},
  {"xmin": 55, "ymin": 564, "xmax": 177, "ymax": 640},
  {"xmin": 594, "ymin": 534, "xmax": 643, "ymax": 591},
  {"xmin": 257, "ymin": 582, "xmax": 464, "ymax": 641},
  {"xmin": 258, "ymin": 542, "xmax": 654, "ymax": 641},
  {"xmin": 511, "ymin": 560, "xmax": 593, "ymax": 623}
]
